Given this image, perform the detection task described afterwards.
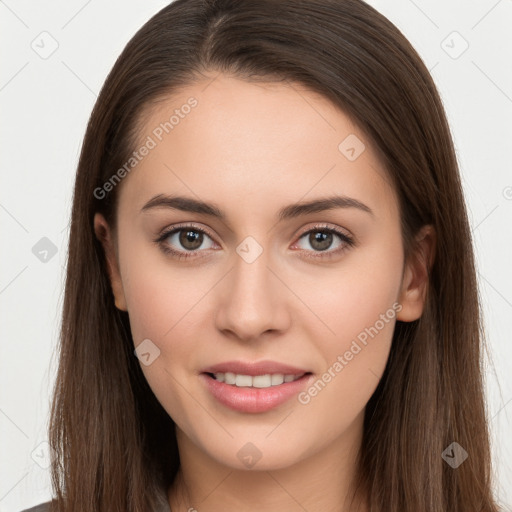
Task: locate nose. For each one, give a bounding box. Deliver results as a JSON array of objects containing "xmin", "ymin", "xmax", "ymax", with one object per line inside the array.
[{"xmin": 214, "ymin": 244, "xmax": 291, "ymax": 342}]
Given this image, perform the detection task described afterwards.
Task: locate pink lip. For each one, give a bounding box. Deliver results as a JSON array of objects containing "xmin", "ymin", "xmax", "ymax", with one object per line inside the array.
[
  {"xmin": 201, "ymin": 360, "xmax": 310, "ymax": 376},
  {"xmin": 200, "ymin": 372, "xmax": 314, "ymax": 414}
]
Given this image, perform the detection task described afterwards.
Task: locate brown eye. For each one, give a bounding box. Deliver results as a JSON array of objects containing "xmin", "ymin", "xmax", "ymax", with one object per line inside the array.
[
  {"xmin": 308, "ymin": 231, "xmax": 334, "ymax": 251},
  {"xmin": 178, "ymin": 229, "xmax": 204, "ymax": 251},
  {"xmin": 155, "ymin": 224, "xmax": 218, "ymax": 259},
  {"xmin": 291, "ymin": 224, "xmax": 355, "ymax": 260},
  {"xmin": 295, "ymin": 228, "xmax": 352, "ymax": 253}
]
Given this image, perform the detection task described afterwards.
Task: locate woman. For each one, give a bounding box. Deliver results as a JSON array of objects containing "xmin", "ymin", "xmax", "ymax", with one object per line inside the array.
[{"xmin": 22, "ymin": 0, "xmax": 502, "ymax": 510}]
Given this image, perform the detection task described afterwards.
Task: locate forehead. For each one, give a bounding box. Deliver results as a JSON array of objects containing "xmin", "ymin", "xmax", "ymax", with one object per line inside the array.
[{"xmin": 117, "ymin": 74, "xmax": 397, "ymax": 222}]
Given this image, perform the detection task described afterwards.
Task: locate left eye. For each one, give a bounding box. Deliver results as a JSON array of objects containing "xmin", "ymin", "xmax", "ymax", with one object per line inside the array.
[{"xmin": 293, "ymin": 227, "xmax": 354, "ymax": 254}]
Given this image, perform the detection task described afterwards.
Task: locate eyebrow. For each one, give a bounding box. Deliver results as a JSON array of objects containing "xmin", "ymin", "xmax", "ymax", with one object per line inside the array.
[{"xmin": 140, "ymin": 194, "xmax": 374, "ymax": 220}]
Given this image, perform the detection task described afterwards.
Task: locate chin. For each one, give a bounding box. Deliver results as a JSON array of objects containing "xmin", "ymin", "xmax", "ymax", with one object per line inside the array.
[{"xmin": 197, "ymin": 433, "xmax": 312, "ymax": 472}]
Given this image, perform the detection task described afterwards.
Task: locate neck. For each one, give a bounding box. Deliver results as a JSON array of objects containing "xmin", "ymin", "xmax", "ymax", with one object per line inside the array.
[{"xmin": 167, "ymin": 410, "xmax": 368, "ymax": 512}]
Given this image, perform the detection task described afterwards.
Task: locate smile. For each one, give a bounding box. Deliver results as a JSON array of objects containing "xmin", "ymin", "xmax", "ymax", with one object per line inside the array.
[
  {"xmin": 210, "ymin": 372, "xmax": 306, "ymax": 388},
  {"xmin": 200, "ymin": 372, "xmax": 314, "ymax": 413}
]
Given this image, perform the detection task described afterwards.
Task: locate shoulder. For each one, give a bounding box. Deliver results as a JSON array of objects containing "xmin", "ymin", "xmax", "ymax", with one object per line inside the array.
[
  {"xmin": 19, "ymin": 497, "xmax": 169, "ymax": 512},
  {"xmin": 20, "ymin": 500, "xmax": 54, "ymax": 512}
]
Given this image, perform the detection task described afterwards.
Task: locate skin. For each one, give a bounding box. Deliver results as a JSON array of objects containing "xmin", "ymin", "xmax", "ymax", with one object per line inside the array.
[{"xmin": 94, "ymin": 73, "xmax": 435, "ymax": 512}]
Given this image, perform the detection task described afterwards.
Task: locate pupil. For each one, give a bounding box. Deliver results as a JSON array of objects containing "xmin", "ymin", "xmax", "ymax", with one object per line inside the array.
[
  {"xmin": 180, "ymin": 230, "xmax": 202, "ymax": 250},
  {"xmin": 310, "ymin": 231, "xmax": 332, "ymax": 251}
]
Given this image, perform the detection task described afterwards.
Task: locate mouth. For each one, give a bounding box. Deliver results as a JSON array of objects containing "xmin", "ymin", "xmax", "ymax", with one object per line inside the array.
[
  {"xmin": 199, "ymin": 367, "xmax": 314, "ymax": 413},
  {"xmin": 204, "ymin": 371, "xmax": 310, "ymax": 388}
]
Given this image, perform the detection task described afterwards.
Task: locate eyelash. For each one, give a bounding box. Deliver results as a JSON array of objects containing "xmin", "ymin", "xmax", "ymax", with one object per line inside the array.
[{"xmin": 154, "ymin": 222, "xmax": 355, "ymax": 261}]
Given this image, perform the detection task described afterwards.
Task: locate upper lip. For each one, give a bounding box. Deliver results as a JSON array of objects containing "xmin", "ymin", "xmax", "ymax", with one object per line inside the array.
[{"xmin": 201, "ymin": 360, "xmax": 311, "ymax": 376}]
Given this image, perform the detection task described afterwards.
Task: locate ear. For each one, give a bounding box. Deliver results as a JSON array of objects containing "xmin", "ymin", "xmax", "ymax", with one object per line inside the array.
[
  {"xmin": 93, "ymin": 213, "xmax": 128, "ymax": 312},
  {"xmin": 396, "ymin": 224, "xmax": 436, "ymax": 322}
]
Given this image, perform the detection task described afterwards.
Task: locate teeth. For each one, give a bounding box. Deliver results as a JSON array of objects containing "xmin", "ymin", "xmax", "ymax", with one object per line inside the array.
[
  {"xmin": 235, "ymin": 374, "xmax": 252, "ymax": 387},
  {"xmin": 212, "ymin": 372, "xmax": 304, "ymax": 388}
]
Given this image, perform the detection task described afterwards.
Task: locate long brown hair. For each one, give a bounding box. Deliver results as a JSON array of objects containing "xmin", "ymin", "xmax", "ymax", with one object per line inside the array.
[{"xmin": 48, "ymin": 0, "xmax": 501, "ymax": 510}]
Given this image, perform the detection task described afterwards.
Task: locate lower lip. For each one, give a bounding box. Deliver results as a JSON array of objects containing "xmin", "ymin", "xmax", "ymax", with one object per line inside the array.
[{"xmin": 200, "ymin": 373, "xmax": 313, "ymax": 413}]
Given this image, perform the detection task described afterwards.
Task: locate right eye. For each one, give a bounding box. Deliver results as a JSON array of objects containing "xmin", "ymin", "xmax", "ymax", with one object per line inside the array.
[{"xmin": 154, "ymin": 224, "xmax": 219, "ymax": 259}]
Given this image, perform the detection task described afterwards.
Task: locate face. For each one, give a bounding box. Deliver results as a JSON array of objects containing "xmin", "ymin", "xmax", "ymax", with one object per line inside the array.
[{"xmin": 95, "ymin": 74, "xmax": 431, "ymax": 473}]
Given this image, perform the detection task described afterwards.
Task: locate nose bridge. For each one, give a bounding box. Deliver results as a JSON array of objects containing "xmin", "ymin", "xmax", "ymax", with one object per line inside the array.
[
  {"xmin": 215, "ymin": 236, "xmax": 289, "ymax": 339},
  {"xmin": 232, "ymin": 244, "xmax": 273, "ymax": 301}
]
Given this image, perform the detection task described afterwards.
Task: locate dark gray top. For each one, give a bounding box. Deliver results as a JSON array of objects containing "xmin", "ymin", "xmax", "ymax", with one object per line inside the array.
[
  {"xmin": 21, "ymin": 492, "xmax": 171, "ymax": 511},
  {"xmin": 21, "ymin": 504, "xmax": 52, "ymax": 512},
  {"xmin": 20, "ymin": 503, "xmax": 52, "ymax": 512}
]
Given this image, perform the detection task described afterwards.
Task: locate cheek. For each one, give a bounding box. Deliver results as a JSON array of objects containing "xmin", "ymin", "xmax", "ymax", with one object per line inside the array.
[
  {"xmin": 119, "ymin": 252, "xmax": 210, "ymax": 421},
  {"xmin": 292, "ymin": 234, "xmax": 403, "ymax": 411},
  {"xmin": 296, "ymin": 229, "xmax": 402, "ymax": 340},
  {"xmin": 117, "ymin": 230, "xmax": 210, "ymax": 343}
]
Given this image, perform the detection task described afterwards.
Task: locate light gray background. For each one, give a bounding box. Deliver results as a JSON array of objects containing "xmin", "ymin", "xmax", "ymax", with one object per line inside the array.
[{"xmin": 1, "ymin": 1, "xmax": 511, "ymax": 510}]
